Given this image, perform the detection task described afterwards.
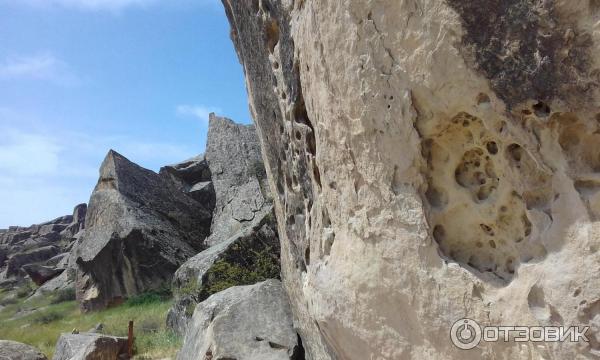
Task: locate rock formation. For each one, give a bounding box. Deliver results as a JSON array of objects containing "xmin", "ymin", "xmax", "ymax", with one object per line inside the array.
[
  {"xmin": 177, "ymin": 279, "xmax": 300, "ymax": 360},
  {"xmin": 73, "ymin": 150, "xmax": 213, "ymax": 311},
  {"xmin": 0, "ymin": 204, "xmax": 86, "ymax": 290},
  {"xmin": 52, "ymin": 333, "xmax": 128, "ymax": 360},
  {"xmin": 168, "ymin": 115, "xmax": 280, "ymax": 335},
  {"xmin": 222, "ymin": 1, "xmax": 600, "ymax": 358},
  {"xmin": 0, "ymin": 340, "xmax": 48, "ymax": 360}
]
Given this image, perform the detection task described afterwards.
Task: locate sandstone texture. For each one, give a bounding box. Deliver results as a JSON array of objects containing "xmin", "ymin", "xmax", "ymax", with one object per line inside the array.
[
  {"xmin": 73, "ymin": 150, "xmax": 212, "ymax": 311},
  {"xmin": 222, "ymin": 0, "xmax": 600, "ymax": 358},
  {"xmin": 0, "ymin": 340, "xmax": 48, "ymax": 360},
  {"xmin": 177, "ymin": 279, "xmax": 300, "ymax": 360},
  {"xmin": 52, "ymin": 333, "xmax": 127, "ymax": 360}
]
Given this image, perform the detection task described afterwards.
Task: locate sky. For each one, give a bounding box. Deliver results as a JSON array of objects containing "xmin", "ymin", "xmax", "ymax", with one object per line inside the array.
[{"xmin": 0, "ymin": 0, "xmax": 251, "ymax": 228}]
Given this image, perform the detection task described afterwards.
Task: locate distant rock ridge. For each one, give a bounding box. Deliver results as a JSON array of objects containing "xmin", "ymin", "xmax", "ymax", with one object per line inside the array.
[{"xmin": 0, "ymin": 203, "xmax": 86, "ymax": 291}]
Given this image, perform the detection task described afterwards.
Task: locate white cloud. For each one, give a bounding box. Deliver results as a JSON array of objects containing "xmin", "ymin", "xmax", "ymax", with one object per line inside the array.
[
  {"xmin": 0, "ymin": 53, "xmax": 79, "ymax": 86},
  {"xmin": 8, "ymin": 0, "xmax": 220, "ymax": 12},
  {"xmin": 0, "ymin": 123, "xmax": 199, "ymax": 228},
  {"xmin": 176, "ymin": 104, "xmax": 221, "ymax": 123}
]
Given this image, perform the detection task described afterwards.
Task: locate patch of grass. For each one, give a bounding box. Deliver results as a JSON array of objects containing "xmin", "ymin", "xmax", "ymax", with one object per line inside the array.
[
  {"xmin": 0, "ymin": 290, "xmax": 181, "ymax": 359},
  {"xmin": 16, "ymin": 281, "xmax": 36, "ymax": 298},
  {"xmin": 124, "ymin": 288, "xmax": 170, "ymax": 307}
]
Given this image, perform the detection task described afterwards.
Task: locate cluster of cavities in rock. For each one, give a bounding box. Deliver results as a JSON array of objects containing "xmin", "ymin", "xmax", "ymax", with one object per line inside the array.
[
  {"xmin": 419, "ymin": 90, "xmax": 600, "ymax": 283},
  {"xmin": 419, "ymin": 102, "xmax": 552, "ymax": 282}
]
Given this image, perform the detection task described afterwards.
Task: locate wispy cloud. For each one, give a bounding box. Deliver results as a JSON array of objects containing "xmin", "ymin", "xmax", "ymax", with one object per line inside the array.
[
  {"xmin": 0, "ymin": 53, "xmax": 79, "ymax": 86},
  {"xmin": 8, "ymin": 0, "xmax": 220, "ymax": 12},
  {"xmin": 0, "ymin": 122, "xmax": 199, "ymax": 227},
  {"xmin": 176, "ymin": 104, "xmax": 221, "ymax": 123}
]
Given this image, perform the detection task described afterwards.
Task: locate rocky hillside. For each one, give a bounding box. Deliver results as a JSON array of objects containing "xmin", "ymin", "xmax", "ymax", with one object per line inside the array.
[
  {"xmin": 222, "ymin": 0, "xmax": 600, "ymax": 359},
  {"xmin": 0, "ymin": 114, "xmax": 301, "ymax": 359}
]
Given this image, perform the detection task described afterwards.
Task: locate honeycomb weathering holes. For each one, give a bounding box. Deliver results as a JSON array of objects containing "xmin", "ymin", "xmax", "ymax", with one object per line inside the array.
[{"xmin": 422, "ymin": 112, "xmax": 548, "ymax": 282}]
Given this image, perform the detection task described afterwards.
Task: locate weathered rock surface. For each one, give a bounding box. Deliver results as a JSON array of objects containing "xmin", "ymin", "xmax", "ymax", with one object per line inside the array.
[
  {"xmin": 167, "ymin": 115, "xmax": 280, "ymax": 334},
  {"xmin": 159, "ymin": 155, "xmax": 215, "ymax": 208},
  {"xmin": 222, "ymin": 1, "xmax": 600, "ymax": 359},
  {"xmin": 0, "ymin": 204, "xmax": 86, "ymax": 289},
  {"xmin": 177, "ymin": 279, "xmax": 300, "ymax": 360},
  {"xmin": 168, "ymin": 209, "xmax": 280, "ymax": 335},
  {"xmin": 52, "ymin": 333, "xmax": 127, "ymax": 360},
  {"xmin": 22, "ymin": 263, "xmax": 64, "ymax": 286},
  {"xmin": 73, "ymin": 150, "xmax": 213, "ymax": 312},
  {"xmin": 0, "ymin": 340, "xmax": 48, "ymax": 360},
  {"xmin": 204, "ymin": 114, "xmax": 271, "ymax": 246}
]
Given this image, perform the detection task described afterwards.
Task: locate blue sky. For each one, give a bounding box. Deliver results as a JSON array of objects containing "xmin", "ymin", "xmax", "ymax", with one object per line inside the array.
[{"xmin": 0, "ymin": 0, "xmax": 251, "ymax": 228}]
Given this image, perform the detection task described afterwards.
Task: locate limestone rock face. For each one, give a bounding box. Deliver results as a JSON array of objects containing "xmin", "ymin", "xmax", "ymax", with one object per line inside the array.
[
  {"xmin": 177, "ymin": 280, "xmax": 300, "ymax": 360},
  {"xmin": 52, "ymin": 333, "xmax": 127, "ymax": 360},
  {"xmin": 222, "ymin": 1, "xmax": 600, "ymax": 359},
  {"xmin": 73, "ymin": 150, "xmax": 212, "ymax": 311},
  {"xmin": 0, "ymin": 340, "xmax": 48, "ymax": 360}
]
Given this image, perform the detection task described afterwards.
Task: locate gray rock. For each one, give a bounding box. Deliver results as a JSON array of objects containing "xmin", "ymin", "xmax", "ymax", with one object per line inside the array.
[
  {"xmin": 177, "ymin": 280, "xmax": 300, "ymax": 360},
  {"xmin": 168, "ymin": 209, "xmax": 280, "ymax": 335},
  {"xmin": 74, "ymin": 150, "xmax": 213, "ymax": 312},
  {"xmin": 22, "ymin": 264, "xmax": 64, "ymax": 286},
  {"xmin": 0, "ymin": 340, "xmax": 48, "ymax": 360},
  {"xmin": 34, "ymin": 271, "xmax": 73, "ymax": 297},
  {"xmin": 204, "ymin": 114, "xmax": 270, "ymax": 246},
  {"xmin": 60, "ymin": 204, "xmax": 87, "ymax": 242},
  {"xmin": 52, "ymin": 333, "xmax": 127, "ymax": 360},
  {"xmin": 6, "ymin": 245, "xmax": 60, "ymax": 278}
]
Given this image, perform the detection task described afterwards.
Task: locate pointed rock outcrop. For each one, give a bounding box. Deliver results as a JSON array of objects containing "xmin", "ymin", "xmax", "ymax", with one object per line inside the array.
[{"xmin": 73, "ymin": 150, "xmax": 212, "ymax": 311}]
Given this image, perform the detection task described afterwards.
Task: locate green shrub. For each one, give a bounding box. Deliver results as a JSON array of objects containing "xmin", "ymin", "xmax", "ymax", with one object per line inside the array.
[
  {"xmin": 32, "ymin": 311, "xmax": 64, "ymax": 324},
  {"xmin": 51, "ymin": 288, "xmax": 76, "ymax": 304},
  {"xmin": 16, "ymin": 282, "xmax": 35, "ymax": 299},
  {"xmin": 199, "ymin": 246, "xmax": 280, "ymax": 300}
]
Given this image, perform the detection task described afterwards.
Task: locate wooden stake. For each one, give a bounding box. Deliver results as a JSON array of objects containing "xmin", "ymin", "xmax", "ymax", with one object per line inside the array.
[{"xmin": 127, "ymin": 320, "xmax": 134, "ymax": 359}]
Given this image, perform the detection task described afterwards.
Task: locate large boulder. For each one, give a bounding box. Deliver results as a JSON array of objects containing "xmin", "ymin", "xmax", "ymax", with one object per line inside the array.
[
  {"xmin": 52, "ymin": 333, "xmax": 127, "ymax": 360},
  {"xmin": 168, "ymin": 209, "xmax": 280, "ymax": 335},
  {"xmin": 204, "ymin": 114, "xmax": 271, "ymax": 246},
  {"xmin": 22, "ymin": 263, "xmax": 64, "ymax": 286},
  {"xmin": 5, "ymin": 245, "xmax": 60, "ymax": 278},
  {"xmin": 222, "ymin": 1, "xmax": 600, "ymax": 359},
  {"xmin": 0, "ymin": 340, "xmax": 48, "ymax": 360},
  {"xmin": 73, "ymin": 150, "xmax": 213, "ymax": 312},
  {"xmin": 177, "ymin": 280, "xmax": 300, "ymax": 360}
]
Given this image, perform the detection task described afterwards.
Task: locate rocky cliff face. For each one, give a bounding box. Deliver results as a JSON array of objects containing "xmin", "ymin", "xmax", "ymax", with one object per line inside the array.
[
  {"xmin": 73, "ymin": 150, "xmax": 213, "ymax": 311},
  {"xmin": 0, "ymin": 204, "xmax": 86, "ymax": 290},
  {"xmin": 222, "ymin": 1, "xmax": 600, "ymax": 359},
  {"xmin": 168, "ymin": 115, "xmax": 280, "ymax": 335}
]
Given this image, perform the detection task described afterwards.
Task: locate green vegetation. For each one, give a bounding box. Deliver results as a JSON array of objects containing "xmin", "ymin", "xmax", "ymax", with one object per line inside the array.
[
  {"xmin": 199, "ymin": 245, "xmax": 280, "ymax": 300},
  {"xmin": 0, "ymin": 288, "xmax": 181, "ymax": 359}
]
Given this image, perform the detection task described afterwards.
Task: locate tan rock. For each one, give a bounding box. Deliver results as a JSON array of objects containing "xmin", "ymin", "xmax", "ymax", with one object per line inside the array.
[{"xmin": 222, "ymin": 0, "xmax": 600, "ymax": 359}]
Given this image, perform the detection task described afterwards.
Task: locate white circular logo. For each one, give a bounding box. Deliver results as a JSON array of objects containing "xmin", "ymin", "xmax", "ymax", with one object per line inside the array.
[{"xmin": 450, "ymin": 318, "xmax": 482, "ymax": 350}]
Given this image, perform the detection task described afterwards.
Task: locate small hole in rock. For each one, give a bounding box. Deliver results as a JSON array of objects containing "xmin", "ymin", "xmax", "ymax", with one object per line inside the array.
[
  {"xmin": 295, "ymin": 131, "xmax": 301, "ymax": 140},
  {"xmin": 532, "ymin": 101, "xmax": 551, "ymax": 117},
  {"xmin": 573, "ymin": 288, "xmax": 582, "ymax": 297},
  {"xmin": 522, "ymin": 109, "xmax": 532, "ymax": 115},
  {"xmin": 486, "ymin": 141, "xmax": 498, "ymax": 155},
  {"xmin": 476, "ymin": 93, "xmax": 490, "ymax": 105},
  {"xmin": 489, "ymin": 240, "xmax": 497, "ymax": 249}
]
